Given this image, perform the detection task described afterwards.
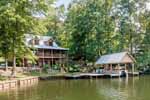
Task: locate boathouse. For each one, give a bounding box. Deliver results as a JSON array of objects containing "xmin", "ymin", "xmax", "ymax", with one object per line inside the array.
[
  {"xmin": 24, "ymin": 34, "xmax": 68, "ymax": 68},
  {"xmin": 95, "ymin": 52, "xmax": 136, "ymax": 75}
]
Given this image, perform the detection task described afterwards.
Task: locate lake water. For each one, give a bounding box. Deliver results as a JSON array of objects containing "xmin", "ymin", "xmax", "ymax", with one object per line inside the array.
[{"xmin": 0, "ymin": 76, "xmax": 150, "ymax": 100}]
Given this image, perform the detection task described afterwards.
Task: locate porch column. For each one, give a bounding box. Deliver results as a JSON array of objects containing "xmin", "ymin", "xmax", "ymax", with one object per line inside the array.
[
  {"xmin": 36, "ymin": 49, "xmax": 41, "ymax": 67},
  {"xmin": 52, "ymin": 49, "xmax": 53, "ymax": 67},
  {"xmin": 125, "ymin": 63, "xmax": 128, "ymax": 77},
  {"xmin": 33, "ymin": 49, "xmax": 36, "ymax": 67},
  {"xmin": 110, "ymin": 64, "xmax": 112, "ymax": 72},
  {"xmin": 59, "ymin": 50, "xmax": 61, "ymax": 67},
  {"xmin": 66, "ymin": 51, "xmax": 68, "ymax": 68},
  {"xmin": 125, "ymin": 63, "xmax": 126, "ymax": 70},
  {"xmin": 43, "ymin": 49, "xmax": 45, "ymax": 67},
  {"xmin": 50, "ymin": 49, "xmax": 52, "ymax": 67},
  {"xmin": 118, "ymin": 64, "xmax": 120, "ymax": 75},
  {"xmin": 59, "ymin": 50, "xmax": 63, "ymax": 72}
]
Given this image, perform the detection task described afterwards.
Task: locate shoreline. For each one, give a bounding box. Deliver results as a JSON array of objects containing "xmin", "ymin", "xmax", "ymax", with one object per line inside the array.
[
  {"xmin": 0, "ymin": 72, "xmax": 142, "ymax": 91},
  {"xmin": 39, "ymin": 72, "xmax": 140, "ymax": 80},
  {"xmin": 0, "ymin": 76, "xmax": 38, "ymax": 91}
]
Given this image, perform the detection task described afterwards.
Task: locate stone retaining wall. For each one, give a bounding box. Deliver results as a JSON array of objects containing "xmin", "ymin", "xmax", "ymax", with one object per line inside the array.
[
  {"xmin": 0, "ymin": 77, "xmax": 38, "ymax": 91},
  {"xmin": 0, "ymin": 80, "xmax": 17, "ymax": 90},
  {"xmin": 18, "ymin": 77, "xmax": 38, "ymax": 87}
]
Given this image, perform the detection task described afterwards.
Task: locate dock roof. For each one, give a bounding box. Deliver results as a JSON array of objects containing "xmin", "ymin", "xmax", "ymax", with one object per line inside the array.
[{"xmin": 96, "ymin": 52, "xmax": 135, "ymax": 65}]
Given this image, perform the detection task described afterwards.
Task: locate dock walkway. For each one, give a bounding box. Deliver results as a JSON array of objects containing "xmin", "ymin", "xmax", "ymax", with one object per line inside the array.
[
  {"xmin": 39, "ymin": 72, "xmax": 139, "ymax": 80},
  {"xmin": 64, "ymin": 73, "xmax": 120, "ymax": 79}
]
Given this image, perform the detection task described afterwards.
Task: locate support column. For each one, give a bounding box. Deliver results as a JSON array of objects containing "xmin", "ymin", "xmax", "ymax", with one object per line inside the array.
[
  {"xmin": 52, "ymin": 49, "xmax": 53, "ymax": 68},
  {"xmin": 110, "ymin": 64, "xmax": 112, "ymax": 72},
  {"xmin": 118, "ymin": 64, "xmax": 120, "ymax": 77},
  {"xmin": 125, "ymin": 63, "xmax": 128, "ymax": 77},
  {"xmin": 59, "ymin": 50, "xmax": 61, "ymax": 67},
  {"xmin": 59, "ymin": 50, "xmax": 62, "ymax": 72},
  {"xmin": 132, "ymin": 63, "xmax": 134, "ymax": 74},
  {"xmin": 50, "ymin": 49, "xmax": 52, "ymax": 67},
  {"xmin": 66, "ymin": 51, "xmax": 68, "ymax": 68},
  {"xmin": 42, "ymin": 49, "xmax": 45, "ymax": 67},
  {"xmin": 33, "ymin": 49, "xmax": 36, "ymax": 68}
]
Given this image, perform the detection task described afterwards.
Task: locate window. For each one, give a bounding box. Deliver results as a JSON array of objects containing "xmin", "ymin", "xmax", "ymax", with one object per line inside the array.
[{"xmin": 34, "ymin": 37, "xmax": 39, "ymax": 45}]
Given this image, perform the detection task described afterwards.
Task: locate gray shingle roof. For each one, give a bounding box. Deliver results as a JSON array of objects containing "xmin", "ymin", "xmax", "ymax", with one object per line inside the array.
[
  {"xmin": 25, "ymin": 34, "xmax": 68, "ymax": 50},
  {"xmin": 96, "ymin": 52, "xmax": 134, "ymax": 64},
  {"xmin": 33, "ymin": 45, "xmax": 69, "ymax": 50}
]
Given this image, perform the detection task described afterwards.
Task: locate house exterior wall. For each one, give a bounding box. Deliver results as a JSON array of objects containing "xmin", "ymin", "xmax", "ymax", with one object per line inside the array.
[{"xmin": 35, "ymin": 49, "xmax": 67, "ymax": 68}]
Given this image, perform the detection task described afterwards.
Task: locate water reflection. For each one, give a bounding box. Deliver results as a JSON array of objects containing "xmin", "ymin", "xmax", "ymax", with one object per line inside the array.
[
  {"xmin": 96, "ymin": 78, "xmax": 130, "ymax": 100},
  {"xmin": 0, "ymin": 76, "xmax": 150, "ymax": 100}
]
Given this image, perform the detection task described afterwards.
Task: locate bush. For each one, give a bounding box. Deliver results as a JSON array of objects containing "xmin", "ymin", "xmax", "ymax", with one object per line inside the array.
[
  {"xmin": 0, "ymin": 76, "xmax": 7, "ymax": 81},
  {"xmin": 43, "ymin": 64, "xmax": 49, "ymax": 72},
  {"xmin": 52, "ymin": 64, "xmax": 60, "ymax": 70},
  {"xmin": 68, "ymin": 65, "xmax": 80, "ymax": 73}
]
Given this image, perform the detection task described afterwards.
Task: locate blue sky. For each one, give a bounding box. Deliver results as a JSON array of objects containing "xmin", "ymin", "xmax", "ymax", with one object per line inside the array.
[{"xmin": 56, "ymin": 0, "xmax": 72, "ymax": 8}]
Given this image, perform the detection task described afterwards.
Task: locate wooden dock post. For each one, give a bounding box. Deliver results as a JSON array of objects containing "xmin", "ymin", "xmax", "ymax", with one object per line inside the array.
[{"xmin": 132, "ymin": 63, "xmax": 135, "ymax": 75}]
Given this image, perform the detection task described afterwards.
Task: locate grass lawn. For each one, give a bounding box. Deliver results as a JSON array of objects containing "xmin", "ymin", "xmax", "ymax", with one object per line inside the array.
[{"xmin": 0, "ymin": 76, "xmax": 8, "ymax": 81}]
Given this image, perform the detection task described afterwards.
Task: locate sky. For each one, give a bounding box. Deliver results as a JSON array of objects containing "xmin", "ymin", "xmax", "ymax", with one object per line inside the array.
[
  {"xmin": 56, "ymin": 0, "xmax": 150, "ymax": 9},
  {"xmin": 56, "ymin": 0, "xmax": 72, "ymax": 9}
]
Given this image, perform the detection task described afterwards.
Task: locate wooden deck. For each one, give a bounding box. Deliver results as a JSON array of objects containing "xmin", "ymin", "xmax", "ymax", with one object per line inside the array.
[
  {"xmin": 64, "ymin": 73, "xmax": 120, "ymax": 79},
  {"xmin": 128, "ymin": 72, "xmax": 139, "ymax": 76},
  {"xmin": 39, "ymin": 72, "xmax": 140, "ymax": 80}
]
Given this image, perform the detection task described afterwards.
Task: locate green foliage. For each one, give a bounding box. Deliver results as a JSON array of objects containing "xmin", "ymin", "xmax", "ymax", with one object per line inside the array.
[
  {"xmin": 58, "ymin": 0, "xmax": 149, "ymax": 68},
  {"xmin": 0, "ymin": 0, "xmax": 54, "ymax": 74},
  {"xmin": 52, "ymin": 64, "xmax": 60, "ymax": 70},
  {"xmin": 136, "ymin": 11, "xmax": 150, "ymax": 67},
  {"xmin": 64, "ymin": 0, "xmax": 115, "ymax": 61},
  {"xmin": 42, "ymin": 64, "xmax": 49, "ymax": 72},
  {"xmin": 0, "ymin": 0, "xmax": 149, "ymax": 71},
  {"xmin": 68, "ymin": 65, "xmax": 80, "ymax": 73},
  {"xmin": 0, "ymin": 76, "xmax": 8, "ymax": 81}
]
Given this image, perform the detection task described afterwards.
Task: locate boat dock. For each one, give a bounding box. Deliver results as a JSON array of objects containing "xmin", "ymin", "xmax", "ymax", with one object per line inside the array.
[
  {"xmin": 128, "ymin": 72, "xmax": 139, "ymax": 76},
  {"xmin": 39, "ymin": 71, "xmax": 140, "ymax": 80},
  {"xmin": 64, "ymin": 73, "xmax": 120, "ymax": 79}
]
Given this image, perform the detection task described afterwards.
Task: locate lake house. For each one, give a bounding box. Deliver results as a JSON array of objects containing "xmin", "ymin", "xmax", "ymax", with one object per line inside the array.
[{"xmin": 24, "ymin": 34, "xmax": 68, "ymax": 68}]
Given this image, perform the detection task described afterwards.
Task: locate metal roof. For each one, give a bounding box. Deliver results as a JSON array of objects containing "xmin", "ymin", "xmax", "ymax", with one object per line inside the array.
[
  {"xmin": 31, "ymin": 45, "xmax": 69, "ymax": 50},
  {"xmin": 25, "ymin": 34, "xmax": 69, "ymax": 51},
  {"xmin": 95, "ymin": 52, "xmax": 134, "ymax": 65}
]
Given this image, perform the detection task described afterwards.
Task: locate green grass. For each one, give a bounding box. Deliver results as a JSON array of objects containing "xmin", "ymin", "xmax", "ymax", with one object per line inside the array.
[
  {"xmin": 23, "ymin": 71, "xmax": 83, "ymax": 78},
  {"xmin": 0, "ymin": 76, "xmax": 8, "ymax": 81}
]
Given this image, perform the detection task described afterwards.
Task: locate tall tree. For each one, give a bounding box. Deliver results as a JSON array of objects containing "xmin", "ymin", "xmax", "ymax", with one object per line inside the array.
[
  {"xmin": 0, "ymin": 0, "xmax": 54, "ymax": 75},
  {"xmin": 65, "ymin": 0, "xmax": 115, "ymax": 62},
  {"xmin": 137, "ymin": 10, "xmax": 150, "ymax": 67}
]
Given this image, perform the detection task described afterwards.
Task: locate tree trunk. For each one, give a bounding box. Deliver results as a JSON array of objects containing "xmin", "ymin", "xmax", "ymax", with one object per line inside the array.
[
  {"xmin": 130, "ymin": 32, "xmax": 133, "ymax": 55},
  {"xmin": 12, "ymin": 55, "xmax": 16, "ymax": 76},
  {"xmin": 12, "ymin": 32, "xmax": 16, "ymax": 77},
  {"xmin": 23, "ymin": 58, "xmax": 25, "ymax": 67},
  {"xmin": 5, "ymin": 58, "xmax": 8, "ymax": 71}
]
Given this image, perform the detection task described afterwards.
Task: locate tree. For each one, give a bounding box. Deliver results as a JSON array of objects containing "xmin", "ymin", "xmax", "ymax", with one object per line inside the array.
[
  {"xmin": 137, "ymin": 10, "xmax": 150, "ymax": 67},
  {"xmin": 46, "ymin": 4, "xmax": 66, "ymax": 46},
  {"xmin": 63, "ymin": 0, "xmax": 149, "ymax": 68},
  {"xmin": 64, "ymin": 0, "xmax": 115, "ymax": 62},
  {"xmin": 0, "ymin": 27, "xmax": 11, "ymax": 71},
  {"xmin": 0, "ymin": 0, "xmax": 54, "ymax": 75}
]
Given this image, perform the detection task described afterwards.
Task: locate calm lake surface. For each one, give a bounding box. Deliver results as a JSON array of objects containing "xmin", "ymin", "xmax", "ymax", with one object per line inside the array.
[{"xmin": 0, "ymin": 76, "xmax": 150, "ymax": 100}]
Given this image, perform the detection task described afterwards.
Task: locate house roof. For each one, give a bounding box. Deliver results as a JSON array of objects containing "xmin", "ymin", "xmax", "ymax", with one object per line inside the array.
[
  {"xmin": 32, "ymin": 45, "xmax": 69, "ymax": 50},
  {"xmin": 95, "ymin": 52, "xmax": 135, "ymax": 65},
  {"xmin": 25, "ymin": 34, "xmax": 69, "ymax": 51}
]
